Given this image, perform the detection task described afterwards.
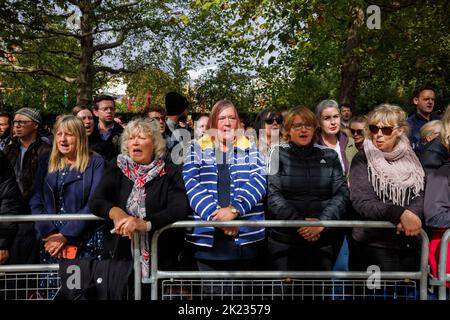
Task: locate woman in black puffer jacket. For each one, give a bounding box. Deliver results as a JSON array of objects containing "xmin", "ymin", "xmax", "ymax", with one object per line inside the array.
[{"xmin": 267, "ymin": 106, "xmax": 349, "ymax": 271}]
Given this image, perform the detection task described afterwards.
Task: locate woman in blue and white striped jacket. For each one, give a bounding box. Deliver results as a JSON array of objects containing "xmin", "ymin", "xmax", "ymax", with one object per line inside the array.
[{"xmin": 182, "ymin": 100, "xmax": 266, "ymax": 271}]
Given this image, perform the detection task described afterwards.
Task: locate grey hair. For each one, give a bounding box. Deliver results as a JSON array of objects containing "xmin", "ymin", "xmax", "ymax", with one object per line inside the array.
[
  {"xmin": 120, "ymin": 117, "xmax": 166, "ymax": 159},
  {"xmin": 315, "ymin": 99, "xmax": 339, "ymax": 118}
]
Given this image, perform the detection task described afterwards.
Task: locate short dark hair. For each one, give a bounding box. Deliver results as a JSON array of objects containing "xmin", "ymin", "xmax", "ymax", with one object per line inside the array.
[
  {"xmin": 72, "ymin": 106, "xmax": 93, "ymax": 117},
  {"xmin": 142, "ymin": 104, "xmax": 165, "ymax": 117},
  {"xmin": 195, "ymin": 113, "xmax": 209, "ymax": 121},
  {"xmin": 93, "ymin": 95, "xmax": 115, "ymax": 109},
  {"xmin": 413, "ymin": 85, "xmax": 435, "ymax": 98},
  {"xmin": 339, "ymin": 103, "xmax": 353, "ymax": 111},
  {"xmin": 0, "ymin": 110, "xmax": 11, "ymax": 122}
]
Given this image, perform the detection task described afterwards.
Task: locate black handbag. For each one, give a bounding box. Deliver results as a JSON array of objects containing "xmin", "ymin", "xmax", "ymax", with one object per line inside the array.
[{"xmin": 56, "ymin": 257, "xmax": 133, "ymax": 300}]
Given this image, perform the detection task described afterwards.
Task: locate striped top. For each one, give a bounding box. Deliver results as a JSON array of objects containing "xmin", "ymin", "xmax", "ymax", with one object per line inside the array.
[{"xmin": 182, "ymin": 134, "xmax": 266, "ymax": 248}]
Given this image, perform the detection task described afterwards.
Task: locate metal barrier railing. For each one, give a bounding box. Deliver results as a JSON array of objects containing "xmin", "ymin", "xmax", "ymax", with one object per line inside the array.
[
  {"xmin": 0, "ymin": 214, "xmax": 143, "ymax": 300},
  {"xmin": 438, "ymin": 229, "xmax": 450, "ymax": 300},
  {"xmin": 147, "ymin": 220, "xmax": 430, "ymax": 300},
  {"xmin": 0, "ymin": 216, "xmax": 431, "ymax": 300}
]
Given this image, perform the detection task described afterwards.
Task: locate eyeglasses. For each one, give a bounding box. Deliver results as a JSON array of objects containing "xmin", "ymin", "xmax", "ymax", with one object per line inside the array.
[
  {"xmin": 265, "ymin": 117, "xmax": 283, "ymax": 125},
  {"xmin": 368, "ymin": 125, "xmax": 399, "ymax": 136},
  {"xmin": 13, "ymin": 120, "xmax": 34, "ymax": 126},
  {"xmin": 291, "ymin": 123, "xmax": 314, "ymax": 130},
  {"xmin": 350, "ymin": 128, "xmax": 364, "ymax": 135}
]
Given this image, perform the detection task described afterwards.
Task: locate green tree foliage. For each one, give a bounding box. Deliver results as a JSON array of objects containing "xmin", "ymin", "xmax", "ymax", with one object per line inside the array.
[
  {"xmin": 193, "ymin": 64, "xmax": 259, "ymax": 112},
  {"xmin": 0, "ymin": 0, "xmax": 190, "ymax": 110},
  {"xmin": 188, "ymin": 0, "xmax": 449, "ymax": 114}
]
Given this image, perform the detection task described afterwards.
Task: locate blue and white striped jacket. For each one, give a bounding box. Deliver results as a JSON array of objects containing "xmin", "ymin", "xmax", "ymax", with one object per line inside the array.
[{"xmin": 182, "ymin": 134, "xmax": 266, "ymax": 248}]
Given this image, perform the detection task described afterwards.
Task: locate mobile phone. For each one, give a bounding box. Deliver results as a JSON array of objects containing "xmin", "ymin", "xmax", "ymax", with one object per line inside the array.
[{"xmin": 64, "ymin": 245, "xmax": 78, "ymax": 260}]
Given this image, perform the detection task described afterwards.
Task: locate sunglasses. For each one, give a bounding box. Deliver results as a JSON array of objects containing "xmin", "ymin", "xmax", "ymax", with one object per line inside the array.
[
  {"xmin": 368, "ymin": 125, "xmax": 399, "ymax": 136},
  {"xmin": 265, "ymin": 117, "xmax": 283, "ymax": 125},
  {"xmin": 350, "ymin": 128, "xmax": 364, "ymax": 135}
]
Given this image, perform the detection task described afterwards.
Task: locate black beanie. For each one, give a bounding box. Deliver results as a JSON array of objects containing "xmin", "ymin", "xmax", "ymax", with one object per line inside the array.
[{"xmin": 165, "ymin": 92, "xmax": 189, "ymax": 116}]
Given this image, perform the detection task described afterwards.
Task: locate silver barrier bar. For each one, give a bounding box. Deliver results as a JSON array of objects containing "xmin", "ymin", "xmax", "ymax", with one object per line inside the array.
[
  {"xmin": 149, "ymin": 220, "xmax": 429, "ymax": 300},
  {"xmin": 0, "ymin": 214, "xmax": 102, "ymax": 222},
  {"xmin": 438, "ymin": 229, "xmax": 450, "ymax": 300},
  {"xmin": 150, "ymin": 270, "xmax": 422, "ymax": 280},
  {"xmin": 133, "ymin": 233, "xmax": 142, "ymax": 300},
  {"xmin": 0, "ymin": 264, "xmax": 59, "ymax": 273}
]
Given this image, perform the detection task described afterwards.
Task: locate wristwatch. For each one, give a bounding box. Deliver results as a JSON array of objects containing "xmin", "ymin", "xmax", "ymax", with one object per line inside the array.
[{"xmin": 229, "ymin": 205, "xmax": 239, "ymax": 217}]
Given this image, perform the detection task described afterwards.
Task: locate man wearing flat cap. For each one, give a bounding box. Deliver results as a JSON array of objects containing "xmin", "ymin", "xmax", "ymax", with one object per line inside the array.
[
  {"xmin": 164, "ymin": 92, "xmax": 193, "ymax": 155},
  {"xmin": 3, "ymin": 107, "xmax": 51, "ymax": 264}
]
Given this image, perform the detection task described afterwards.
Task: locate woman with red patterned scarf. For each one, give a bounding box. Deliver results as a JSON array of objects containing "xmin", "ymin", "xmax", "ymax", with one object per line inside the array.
[{"xmin": 89, "ymin": 118, "xmax": 190, "ymax": 281}]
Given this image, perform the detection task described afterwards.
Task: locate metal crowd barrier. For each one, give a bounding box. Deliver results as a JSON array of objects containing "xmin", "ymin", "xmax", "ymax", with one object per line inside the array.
[
  {"xmin": 0, "ymin": 216, "xmax": 431, "ymax": 300},
  {"xmin": 145, "ymin": 220, "xmax": 430, "ymax": 301}
]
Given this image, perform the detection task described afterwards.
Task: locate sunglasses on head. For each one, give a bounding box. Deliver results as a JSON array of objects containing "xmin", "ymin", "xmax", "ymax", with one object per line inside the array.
[
  {"xmin": 350, "ymin": 128, "xmax": 364, "ymax": 135},
  {"xmin": 368, "ymin": 125, "xmax": 398, "ymax": 136},
  {"xmin": 265, "ymin": 116, "xmax": 283, "ymax": 125}
]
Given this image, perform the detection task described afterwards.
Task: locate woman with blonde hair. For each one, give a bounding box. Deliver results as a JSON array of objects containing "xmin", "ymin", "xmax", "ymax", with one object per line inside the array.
[
  {"xmin": 30, "ymin": 115, "xmax": 106, "ymax": 261},
  {"xmin": 89, "ymin": 118, "xmax": 190, "ymax": 281},
  {"xmin": 420, "ymin": 105, "xmax": 450, "ymax": 174},
  {"xmin": 30, "ymin": 115, "xmax": 105, "ymax": 298},
  {"xmin": 415, "ymin": 120, "xmax": 442, "ymax": 156},
  {"xmin": 349, "ymin": 104, "xmax": 424, "ymax": 272}
]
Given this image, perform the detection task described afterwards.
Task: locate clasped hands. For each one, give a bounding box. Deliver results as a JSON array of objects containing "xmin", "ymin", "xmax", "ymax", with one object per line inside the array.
[
  {"xmin": 211, "ymin": 207, "xmax": 239, "ymax": 237},
  {"xmin": 298, "ymin": 218, "xmax": 324, "ymax": 242},
  {"xmin": 43, "ymin": 233, "xmax": 68, "ymax": 258}
]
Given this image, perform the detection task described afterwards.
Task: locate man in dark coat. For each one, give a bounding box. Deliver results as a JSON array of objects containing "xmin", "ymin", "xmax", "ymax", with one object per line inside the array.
[{"xmin": 3, "ymin": 107, "xmax": 51, "ymax": 264}]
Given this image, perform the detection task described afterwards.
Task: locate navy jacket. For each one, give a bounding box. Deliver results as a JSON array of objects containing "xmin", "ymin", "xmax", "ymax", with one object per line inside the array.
[
  {"xmin": 30, "ymin": 154, "xmax": 105, "ymax": 241},
  {"xmin": 407, "ymin": 112, "xmax": 441, "ymax": 148}
]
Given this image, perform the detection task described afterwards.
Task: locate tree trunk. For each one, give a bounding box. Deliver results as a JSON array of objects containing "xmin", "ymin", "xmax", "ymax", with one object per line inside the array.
[
  {"xmin": 76, "ymin": 4, "xmax": 95, "ymax": 107},
  {"xmin": 339, "ymin": 7, "xmax": 364, "ymax": 110}
]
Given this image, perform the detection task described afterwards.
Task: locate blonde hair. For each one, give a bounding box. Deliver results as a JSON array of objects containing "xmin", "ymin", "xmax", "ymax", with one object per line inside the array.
[
  {"xmin": 440, "ymin": 105, "xmax": 450, "ymax": 151},
  {"xmin": 120, "ymin": 118, "xmax": 166, "ymax": 159},
  {"xmin": 48, "ymin": 115, "xmax": 90, "ymax": 173},
  {"xmin": 366, "ymin": 104, "xmax": 410, "ymax": 137},
  {"xmin": 420, "ymin": 120, "xmax": 442, "ymax": 143}
]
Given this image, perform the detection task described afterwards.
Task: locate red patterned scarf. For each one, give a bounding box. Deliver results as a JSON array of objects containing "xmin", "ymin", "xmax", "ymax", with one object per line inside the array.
[{"xmin": 117, "ymin": 154, "xmax": 165, "ymax": 278}]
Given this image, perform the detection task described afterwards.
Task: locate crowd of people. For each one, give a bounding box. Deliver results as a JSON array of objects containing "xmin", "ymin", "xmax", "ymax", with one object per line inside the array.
[{"xmin": 0, "ymin": 85, "xmax": 449, "ymax": 299}]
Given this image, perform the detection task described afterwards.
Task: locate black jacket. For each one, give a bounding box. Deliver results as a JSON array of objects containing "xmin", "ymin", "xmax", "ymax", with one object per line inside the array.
[
  {"xmin": 3, "ymin": 136, "xmax": 51, "ymax": 205},
  {"xmin": 349, "ymin": 151, "xmax": 424, "ymax": 250},
  {"xmin": 267, "ymin": 142, "xmax": 349, "ymax": 244},
  {"xmin": 0, "ymin": 152, "xmax": 21, "ymax": 250},
  {"xmin": 89, "ymin": 159, "xmax": 191, "ymax": 270},
  {"xmin": 420, "ymin": 138, "xmax": 449, "ymax": 176},
  {"xmin": 90, "ymin": 123, "xmax": 123, "ymax": 161}
]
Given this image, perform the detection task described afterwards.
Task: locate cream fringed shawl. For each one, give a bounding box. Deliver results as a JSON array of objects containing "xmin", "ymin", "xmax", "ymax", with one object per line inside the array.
[{"xmin": 363, "ymin": 135, "xmax": 424, "ymax": 206}]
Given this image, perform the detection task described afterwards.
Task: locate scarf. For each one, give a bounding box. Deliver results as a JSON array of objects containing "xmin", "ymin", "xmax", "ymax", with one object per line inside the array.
[
  {"xmin": 363, "ymin": 135, "xmax": 424, "ymax": 206},
  {"xmin": 117, "ymin": 154, "xmax": 165, "ymax": 278}
]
